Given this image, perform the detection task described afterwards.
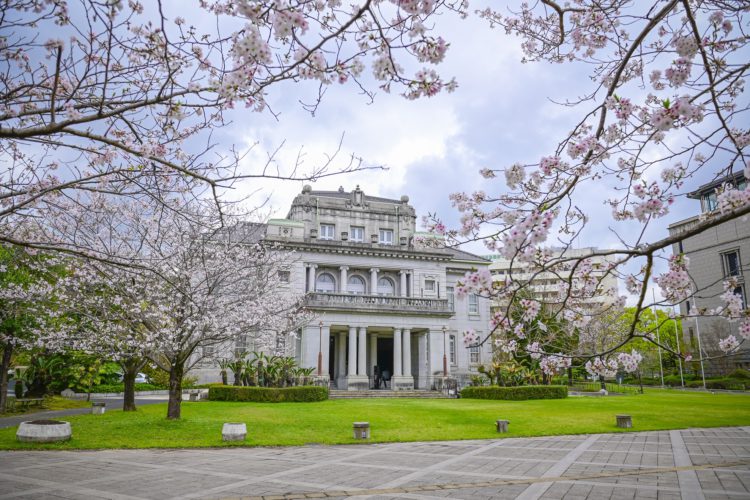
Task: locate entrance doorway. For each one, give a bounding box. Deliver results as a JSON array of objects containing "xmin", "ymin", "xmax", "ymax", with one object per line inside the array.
[
  {"xmin": 377, "ymin": 337, "xmax": 393, "ymax": 388},
  {"xmin": 328, "ymin": 335, "xmax": 336, "ymax": 378}
]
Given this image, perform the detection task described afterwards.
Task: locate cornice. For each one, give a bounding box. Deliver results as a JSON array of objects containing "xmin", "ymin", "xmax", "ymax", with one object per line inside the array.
[{"xmin": 263, "ymin": 236, "xmax": 453, "ymax": 261}]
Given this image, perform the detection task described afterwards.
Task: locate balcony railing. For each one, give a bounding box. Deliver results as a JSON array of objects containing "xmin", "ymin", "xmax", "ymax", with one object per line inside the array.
[{"xmin": 305, "ymin": 292, "xmax": 454, "ymax": 316}]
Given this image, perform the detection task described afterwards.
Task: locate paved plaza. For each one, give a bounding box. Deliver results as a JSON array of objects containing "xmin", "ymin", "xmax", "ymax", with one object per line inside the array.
[{"xmin": 0, "ymin": 427, "xmax": 748, "ymax": 499}]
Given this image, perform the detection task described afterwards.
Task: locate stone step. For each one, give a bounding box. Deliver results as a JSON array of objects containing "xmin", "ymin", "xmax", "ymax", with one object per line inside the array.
[{"xmin": 329, "ymin": 390, "xmax": 449, "ymax": 399}]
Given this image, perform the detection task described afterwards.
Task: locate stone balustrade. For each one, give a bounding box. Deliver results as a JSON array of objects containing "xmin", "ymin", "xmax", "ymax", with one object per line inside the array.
[{"xmin": 305, "ymin": 292, "xmax": 453, "ymax": 315}]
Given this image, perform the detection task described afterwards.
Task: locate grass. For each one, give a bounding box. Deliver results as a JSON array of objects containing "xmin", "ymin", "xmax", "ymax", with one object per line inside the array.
[
  {"xmin": 0, "ymin": 389, "xmax": 748, "ymax": 450},
  {"xmin": 2, "ymin": 396, "xmax": 90, "ymax": 416}
]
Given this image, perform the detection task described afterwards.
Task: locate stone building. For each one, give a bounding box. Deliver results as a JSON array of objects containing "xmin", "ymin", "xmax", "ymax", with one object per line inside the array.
[
  {"xmin": 669, "ymin": 172, "xmax": 749, "ymax": 375},
  {"xmin": 197, "ymin": 185, "xmax": 493, "ymax": 390}
]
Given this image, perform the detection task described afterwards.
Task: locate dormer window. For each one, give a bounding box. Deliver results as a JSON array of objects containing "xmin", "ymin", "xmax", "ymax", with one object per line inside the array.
[
  {"xmin": 320, "ymin": 224, "xmax": 335, "ymax": 240},
  {"xmin": 701, "ymin": 191, "xmax": 718, "ymax": 212}
]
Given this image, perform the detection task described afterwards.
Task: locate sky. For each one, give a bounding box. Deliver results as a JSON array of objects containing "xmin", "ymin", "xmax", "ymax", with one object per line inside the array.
[
  {"xmin": 37, "ymin": 1, "xmax": 744, "ymax": 303},
  {"xmin": 209, "ymin": 2, "xmax": 714, "ymax": 297}
]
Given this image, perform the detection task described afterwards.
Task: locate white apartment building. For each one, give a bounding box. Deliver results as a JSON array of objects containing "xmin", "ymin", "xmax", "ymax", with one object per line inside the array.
[
  {"xmin": 486, "ymin": 248, "xmax": 620, "ymax": 312},
  {"xmin": 197, "ymin": 185, "xmax": 493, "ymax": 390}
]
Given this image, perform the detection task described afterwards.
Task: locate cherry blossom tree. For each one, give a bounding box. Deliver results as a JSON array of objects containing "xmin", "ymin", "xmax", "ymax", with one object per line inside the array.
[
  {"xmin": 37, "ymin": 197, "xmax": 308, "ymax": 418},
  {"xmin": 1, "ymin": 0, "xmax": 468, "ymax": 264},
  {"xmin": 0, "ymin": 245, "xmax": 59, "ymax": 412},
  {"xmin": 426, "ymin": 1, "xmax": 750, "ymax": 375}
]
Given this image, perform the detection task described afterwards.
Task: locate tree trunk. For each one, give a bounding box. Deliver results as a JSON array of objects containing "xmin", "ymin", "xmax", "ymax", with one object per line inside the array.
[
  {"xmin": 233, "ymin": 370, "xmax": 241, "ymax": 386},
  {"xmin": 599, "ymin": 375, "xmax": 606, "ymax": 390},
  {"xmin": 166, "ymin": 363, "xmax": 184, "ymax": 420},
  {"xmin": 567, "ymin": 367, "xmax": 573, "ymax": 386},
  {"xmin": 121, "ymin": 360, "xmax": 139, "ymax": 412},
  {"xmin": 0, "ymin": 344, "xmax": 12, "ymax": 413}
]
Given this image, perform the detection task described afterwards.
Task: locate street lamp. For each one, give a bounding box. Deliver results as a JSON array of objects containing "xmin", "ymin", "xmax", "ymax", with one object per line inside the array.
[
  {"xmin": 317, "ymin": 321, "xmax": 323, "ymax": 376},
  {"xmin": 442, "ymin": 325, "xmax": 448, "ymax": 377}
]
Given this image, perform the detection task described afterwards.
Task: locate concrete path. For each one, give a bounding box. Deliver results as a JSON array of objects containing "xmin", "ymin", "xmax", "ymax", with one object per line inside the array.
[
  {"xmin": 0, "ymin": 427, "xmax": 749, "ymax": 499},
  {"xmin": 0, "ymin": 396, "xmax": 168, "ymax": 429}
]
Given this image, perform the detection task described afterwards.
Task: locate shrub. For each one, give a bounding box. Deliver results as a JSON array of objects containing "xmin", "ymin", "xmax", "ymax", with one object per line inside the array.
[
  {"xmin": 88, "ymin": 383, "xmax": 165, "ymax": 393},
  {"xmin": 728, "ymin": 369, "xmax": 750, "ymax": 380},
  {"xmin": 460, "ymin": 385, "xmax": 567, "ymax": 400},
  {"xmin": 208, "ymin": 385, "xmax": 328, "ymax": 402},
  {"xmin": 142, "ymin": 364, "xmax": 198, "ymax": 389},
  {"xmin": 686, "ymin": 378, "xmax": 747, "ymax": 390}
]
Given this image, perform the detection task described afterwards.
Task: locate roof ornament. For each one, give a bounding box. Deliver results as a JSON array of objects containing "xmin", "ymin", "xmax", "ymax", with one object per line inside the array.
[
  {"xmin": 338, "ymin": 186, "xmax": 344, "ymax": 193},
  {"xmin": 353, "ymin": 184, "xmax": 363, "ymax": 206}
]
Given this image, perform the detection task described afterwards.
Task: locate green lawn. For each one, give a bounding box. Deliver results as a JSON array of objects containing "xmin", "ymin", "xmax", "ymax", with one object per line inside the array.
[
  {"xmin": 1, "ymin": 390, "xmax": 748, "ymax": 450},
  {"xmin": 2, "ymin": 396, "xmax": 90, "ymax": 416}
]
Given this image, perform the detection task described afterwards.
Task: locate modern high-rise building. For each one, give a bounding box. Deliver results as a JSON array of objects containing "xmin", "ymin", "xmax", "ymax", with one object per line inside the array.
[{"xmin": 485, "ymin": 247, "xmax": 620, "ymax": 312}]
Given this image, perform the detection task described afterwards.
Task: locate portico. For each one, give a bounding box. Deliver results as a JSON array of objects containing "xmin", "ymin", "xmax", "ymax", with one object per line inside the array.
[{"xmin": 303, "ymin": 323, "xmax": 441, "ymax": 390}]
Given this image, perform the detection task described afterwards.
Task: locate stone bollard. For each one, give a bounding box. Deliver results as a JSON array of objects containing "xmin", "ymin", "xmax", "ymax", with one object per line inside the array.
[
  {"xmin": 222, "ymin": 422, "xmax": 247, "ymax": 442},
  {"xmin": 616, "ymin": 414, "xmax": 632, "ymax": 429},
  {"xmin": 91, "ymin": 402, "xmax": 106, "ymax": 415},
  {"xmin": 496, "ymin": 419, "xmax": 510, "ymax": 433},
  {"xmin": 353, "ymin": 422, "xmax": 370, "ymax": 440}
]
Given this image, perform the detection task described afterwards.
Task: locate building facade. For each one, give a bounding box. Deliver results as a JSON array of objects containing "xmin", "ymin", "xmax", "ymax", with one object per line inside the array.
[
  {"xmin": 485, "ymin": 247, "xmax": 620, "ymax": 313},
  {"xmin": 669, "ymin": 172, "xmax": 749, "ymax": 374},
  {"xmin": 196, "ymin": 185, "xmax": 493, "ymax": 389}
]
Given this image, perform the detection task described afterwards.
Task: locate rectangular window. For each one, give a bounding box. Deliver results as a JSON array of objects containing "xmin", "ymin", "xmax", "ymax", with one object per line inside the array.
[
  {"xmin": 277, "ymin": 270, "xmax": 290, "ymax": 283},
  {"xmin": 350, "ymin": 226, "xmax": 364, "ymax": 242},
  {"xmin": 703, "ymin": 191, "xmax": 718, "ymax": 212},
  {"xmin": 468, "ymin": 294, "xmax": 479, "ymax": 314},
  {"xmin": 320, "ymin": 224, "xmax": 335, "ymax": 240},
  {"xmin": 722, "ymin": 250, "xmax": 741, "ymax": 277},
  {"xmin": 234, "ymin": 335, "xmax": 248, "ymax": 357},
  {"xmin": 469, "ymin": 345, "xmax": 480, "ymax": 364},
  {"xmin": 734, "ymin": 285, "xmax": 747, "ymax": 309},
  {"xmin": 447, "ymin": 286, "xmax": 455, "ymax": 310},
  {"xmin": 425, "ymin": 279, "xmax": 436, "ymax": 292},
  {"xmin": 203, "ymin": 345, "xmax": 215, "ymax": 358},
  {"xmin": 449, "ymin": 335, "xmax": 456, "ymax": 364},
  {"xmin": 379, "ymin": 229, "xmax": 394, "ymax": 245}
]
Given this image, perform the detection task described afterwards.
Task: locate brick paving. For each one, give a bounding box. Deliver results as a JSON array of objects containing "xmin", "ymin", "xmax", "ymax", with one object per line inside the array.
[{"xmin": 0, "ymin": 427, "xmax": 748, "ymax": 499}]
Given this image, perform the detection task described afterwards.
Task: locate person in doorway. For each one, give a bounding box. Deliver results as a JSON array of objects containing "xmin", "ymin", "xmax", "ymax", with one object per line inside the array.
[{"xmin": 373, "ymin": 365, "xmax": 382, "ymax": 389}]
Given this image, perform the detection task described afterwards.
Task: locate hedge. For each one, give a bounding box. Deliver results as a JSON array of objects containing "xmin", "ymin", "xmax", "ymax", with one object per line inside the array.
[
  {"xmin": 87, "ymin": 383, "xmax": 166, "ymax": 393},
  {"xmin": 686, "ymin": 378, "xmax": 747, "ymax": 390},
  {"xmin": 460, "ymin": 385, "xmax": 568, "ymax": 400},
  {"xmin": 208, "ymin": 385, "xmax": 328, "ymax": 402}
]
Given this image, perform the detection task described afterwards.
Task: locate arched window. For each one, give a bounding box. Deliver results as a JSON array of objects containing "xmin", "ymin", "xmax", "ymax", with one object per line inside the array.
[
  {"xmin": 315, "ymin": 273, "xmax": 336, "ymax": 293},
  {"xmin": 377, "ymin": 277, "xmax": 395, "ymax": 296},
  {"xmin": 348, "ymin": 275, "xmax": 366, "ymax": 294}
]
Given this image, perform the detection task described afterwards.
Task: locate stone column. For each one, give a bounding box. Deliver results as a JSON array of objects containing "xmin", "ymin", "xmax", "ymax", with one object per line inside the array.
[
  {"xmin": 399, "ymin": 271, "xmax": 408, "ymax": 297},
  {"xmin": 417, "ymin": 333, "xmax": 428, "ymax": 389},
  {"xmin": 402, "ymin": 328, "xmax": 412, "ymax": 377},
  {"xmin": 337, "ymin": 332, "xmax": 346, "ymax": 384},
  {"xmin": 307, "ymin": 264, "xmax": 317, "ymax": 292},
  {"xmin": 320, "ymin": 324, "xmax": 331, "ymax": 377},
  {"xmin": 348, "ymin": 326, "xmax": 357, "ymax": 376},
  {"xmin": 408, "ymin": 271, "xmax": 414, "ymax": 297},
  {"xmin": 393, "ymin": 328, "xmax": 403, "ymax": 377},
  {"xmin": 340, "ymin": 266, "xmax": 349, "ymax": 293},
  {"xmin": 357, "ymin": 327, "xmax": 367, "ymax": 376},
  {"xmin": 369, "ymin": 333, "xmax": 378, "ymax": 377},
  {"xmin": 370, "ymin": 268, "xmax": 379, "ymax": 294}
]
